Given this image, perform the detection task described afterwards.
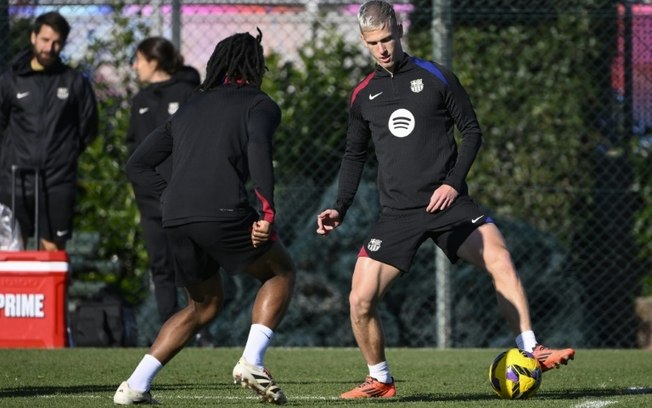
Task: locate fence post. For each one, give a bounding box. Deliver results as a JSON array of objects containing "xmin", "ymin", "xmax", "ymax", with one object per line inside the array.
[
  {"xmin": 432, "ymin": 0, "xmax": 452, "ymax": 349},
  {"xmin": 435, "ymin": 248, "xmax": 451, "ymax": 348},
  {"xmin": 171, "ymin": 0, "xmax": 181, "ymax": 50},
  {"xmin": 432, "ymin": 0, "xmax": 452, "ymax": 67},
  {"xmin": 151, "ymin": 0, "xmax": 163, "ymax": 36}
]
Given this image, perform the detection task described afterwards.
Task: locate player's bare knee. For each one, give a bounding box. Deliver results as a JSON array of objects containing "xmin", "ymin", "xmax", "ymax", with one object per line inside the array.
[
  {"xmin": 349, "ymin": 292, "xmax": 374, "ymax": 318},
  {"xmin": 191, "ymin": 297, "xmax": 222, "ymax": 322},
  {"xmin": 485, "ymin": 247, "xmax": 516, "ymax": 276},
  {"xmin": 201, "ymin": 305, "xmax": 221, "ymax": 324}
]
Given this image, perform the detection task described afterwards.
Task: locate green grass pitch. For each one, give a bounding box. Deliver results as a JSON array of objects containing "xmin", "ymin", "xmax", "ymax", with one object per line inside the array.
[{"xmin": 1, "ymin": 348, "xmax": 651, "ymax": 407}]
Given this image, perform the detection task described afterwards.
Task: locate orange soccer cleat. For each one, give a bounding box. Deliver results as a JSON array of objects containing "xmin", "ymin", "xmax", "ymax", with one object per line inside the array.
[
  {"xmin": 532, "ymin": 344, "xmax": 575, "ymax": 372},
  {"xmin": 340, "ymin": 376, "xmax": 396, "ymax": 399}
]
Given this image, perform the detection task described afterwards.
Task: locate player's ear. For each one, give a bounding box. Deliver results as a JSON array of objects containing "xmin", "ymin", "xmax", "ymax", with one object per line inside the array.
[
  {"xmin": 397, "ymin": 23, "xmax": 404, "ymax": 39},
  {"xmin": 30, "ymin": 31, "xmax": 37, "ymax": 46}
]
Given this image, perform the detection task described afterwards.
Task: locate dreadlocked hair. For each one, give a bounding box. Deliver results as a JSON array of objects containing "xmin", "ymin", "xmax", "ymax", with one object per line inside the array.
[{"xmin": 201, "ymin": 28, "xmax": 265, "ymax": 90}]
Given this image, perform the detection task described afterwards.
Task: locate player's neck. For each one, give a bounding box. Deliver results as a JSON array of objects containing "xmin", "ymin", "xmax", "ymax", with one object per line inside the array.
[
  {"xmin": 30, "ymin": 57, "xmax": 45, "ymax": 71},
  {"xmin": 150, "ymin": 71, "xmax": 172, "ymax": 83}
]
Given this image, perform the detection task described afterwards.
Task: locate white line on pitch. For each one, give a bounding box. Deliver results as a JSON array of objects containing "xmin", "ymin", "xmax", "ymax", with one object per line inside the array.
[{"xmin": 572, "ymin": 401, "xmax": 618, "ymax": 408}]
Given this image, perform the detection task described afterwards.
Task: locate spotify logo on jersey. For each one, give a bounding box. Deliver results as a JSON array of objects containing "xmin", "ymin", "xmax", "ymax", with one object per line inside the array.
[{"xmin": 388, "ymin": 108, "xmax": 415, "ymax": 137}]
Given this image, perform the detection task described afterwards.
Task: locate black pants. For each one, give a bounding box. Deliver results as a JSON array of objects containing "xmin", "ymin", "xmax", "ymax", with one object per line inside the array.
[
  {"xmin": 0, "ymin": 184, "xmax": 75, "ymax": 248},
  {"xmin": 134, "ymin": 190, "xmax": 178, "ymax": 322}
]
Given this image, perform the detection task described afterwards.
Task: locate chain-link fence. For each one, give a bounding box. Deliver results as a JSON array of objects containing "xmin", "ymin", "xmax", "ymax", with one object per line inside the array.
[{"xmin": 0, "ymin": 0, "xmax": 650, "ymax": 349}]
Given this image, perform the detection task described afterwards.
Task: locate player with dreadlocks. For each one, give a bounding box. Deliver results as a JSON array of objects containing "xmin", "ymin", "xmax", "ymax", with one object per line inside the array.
[
  {"xmin": 201, "ymin": 28, "xmax": 266, "ymax": 90},
  {"xmin": 114, "ymin": 30, "xmax": 296, "ymax": 405}
]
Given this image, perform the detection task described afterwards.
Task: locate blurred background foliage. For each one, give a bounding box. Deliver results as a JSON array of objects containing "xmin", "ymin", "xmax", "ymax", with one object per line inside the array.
[
  {"xmin": 74, "ymin": 4, "xmax": 150, "ymax": 304},
  {"xmin": 2, "ymin": 0, "xmax": 649, "ymax": 347},
  {"xmin": 70, "ymin": 1, "xmax": 652, "ymax": 345}
]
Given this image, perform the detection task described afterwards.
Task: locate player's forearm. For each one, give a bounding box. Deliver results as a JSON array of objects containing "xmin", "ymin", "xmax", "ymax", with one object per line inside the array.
[
  {"xmin": 444, "ymin": 128, "xmax": 482, "ymax": 191},
  {"xmin": 333, "ymin": 156, "xmax": 365, "ymax": 220}
]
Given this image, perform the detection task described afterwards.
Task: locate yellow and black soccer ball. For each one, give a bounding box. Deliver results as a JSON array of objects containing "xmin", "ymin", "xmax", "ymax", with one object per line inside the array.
[{"xmin": 488, "ymin": 348, "xmax": 542, "ymax": 399}]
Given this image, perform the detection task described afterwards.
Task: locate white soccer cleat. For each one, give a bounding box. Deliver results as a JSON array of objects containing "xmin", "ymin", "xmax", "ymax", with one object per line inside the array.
[
  {"xmin": 113, "ymin": 381, "xmax": 157, "ymax": 405},
  {"xmin": 232, "ymin": 357, "xmax": 287, "ymax": 404}
]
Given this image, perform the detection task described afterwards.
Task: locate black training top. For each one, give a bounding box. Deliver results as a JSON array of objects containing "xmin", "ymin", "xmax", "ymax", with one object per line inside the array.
[
  {"xmin": 0, "ymin": 48, "xmax": 98, "ymax": 192},
  {"xmin": 127, "ymin": 66, "xmax": 200, "ymax": 152},
  {"xmin": 333, "ymin": 53, "xmax": 483, "ymax": 219},
  {"xmin": 126, "ymin": 84, "xmax": 281, "ymax": 227},
  {"xmin": 126, "ymin": 66, "xmax": 200, "ymax": 182}
]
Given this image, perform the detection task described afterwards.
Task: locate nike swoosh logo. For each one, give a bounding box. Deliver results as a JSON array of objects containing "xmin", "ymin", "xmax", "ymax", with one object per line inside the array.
[
  {"xmin": 471, "ymin": 215, "xmax": 484, "ymax": 224},
  {"xmin": 369, "ymin": 92, "xmax": 383, "ymax": 100},
  {"xmin": 56, "ymin": 230, "xmax": 69, "ymax": 237},
  {"xmin": 17, "ymin": 92, "xmax": 30, "ymax": 99},
  {"xmin": 139, "ymin": 107, "xmax": 149, "ymax": 114}
]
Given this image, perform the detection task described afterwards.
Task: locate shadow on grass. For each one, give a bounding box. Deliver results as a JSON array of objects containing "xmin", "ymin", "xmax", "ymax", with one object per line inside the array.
[
  {"xmin": 396, "ymin": 387, "xmax": 652, "ymax": 403},
  {"xmin": 1, "ymin": 385, "xmax": 117, "ymax": 398},
  {"xmin": 2, "ymin": 383, "xmax": 650, "ymax": 403},
  {"xmin": 0, "ymin": 382, "xmax": 232, "ymax": 399}
]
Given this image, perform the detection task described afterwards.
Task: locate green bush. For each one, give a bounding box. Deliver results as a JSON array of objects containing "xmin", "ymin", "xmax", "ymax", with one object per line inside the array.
[{"xmin": 75, "ymin": 4, "xmax": 150, "ymax": 304}]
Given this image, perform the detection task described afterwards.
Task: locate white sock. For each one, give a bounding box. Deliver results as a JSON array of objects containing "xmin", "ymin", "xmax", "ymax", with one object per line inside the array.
[
  {"xmin": 515, "ymin": 330, "xmax": 537, "ymax": 353},
  {"xmin": 127, "ymin": 354, "xmax": 163, "ymax": 392},
  {"xmin": 368, "ymin": 361, "xmax": 392, "ymax": 384},
  {"xmin": 242, "ymin": 324, "xmax": 274, "ymax": 368}
]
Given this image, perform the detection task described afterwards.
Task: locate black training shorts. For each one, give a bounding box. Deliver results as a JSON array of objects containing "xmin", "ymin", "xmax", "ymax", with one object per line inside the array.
[
  {"xmin": 164, "ymin": 213, "xmax": 275, "ymax": 287},
  {"xmin": 358, "ymin": 195, "xmax": 492, "ymax": 272}
]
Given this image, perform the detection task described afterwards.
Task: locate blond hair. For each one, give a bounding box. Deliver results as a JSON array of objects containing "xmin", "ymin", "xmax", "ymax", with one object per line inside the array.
[{"xmin": 357, "ymin": 0, "xmax": 399, "ymax": 33}]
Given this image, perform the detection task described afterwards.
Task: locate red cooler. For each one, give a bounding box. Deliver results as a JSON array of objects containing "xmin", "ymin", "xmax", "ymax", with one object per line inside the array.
[{"xmin": 0, "ymin": 251, "xmax": 69, "ymax": 348}]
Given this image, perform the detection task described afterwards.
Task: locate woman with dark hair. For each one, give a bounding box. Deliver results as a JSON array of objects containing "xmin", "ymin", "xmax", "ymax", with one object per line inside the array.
[
  {"xmin": 128, "ymin": 37, "xmax": 213, "ymax": 346},
  {"xmin": 114, "ymin": 30, "xmax": 295, "ymax": 405}
]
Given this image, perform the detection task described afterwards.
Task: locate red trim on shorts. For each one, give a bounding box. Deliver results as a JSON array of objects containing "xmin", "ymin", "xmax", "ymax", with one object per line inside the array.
[{"xmin": 358, "ymin": 246, "xmax": 368, "ymax": 257}]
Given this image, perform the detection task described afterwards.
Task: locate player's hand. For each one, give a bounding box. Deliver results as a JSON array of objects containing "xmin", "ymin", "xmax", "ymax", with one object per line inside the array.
[
  {"xmin": 426, "ymin": 184, "xmax": 459, "ymax": 213},
  {"xmin": 251, "ymin": 220, "xmax": 271, "ymax": 247},
  {"xmin": 316, "ymin": 209, "xmax": 341, "ymax": 236}
]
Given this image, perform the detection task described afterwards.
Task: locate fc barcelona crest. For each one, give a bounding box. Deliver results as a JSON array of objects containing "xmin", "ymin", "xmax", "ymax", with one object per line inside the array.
[
  {"xmin": 57, "ymin": 87, "xmax": 69, "ymax": 99},
  {"xmin": 168, "ymin": 102, "xmax": 180, "ymax": 115},
  {"xmin": 367, "ymin": 238, "xmax": 382, "ymax": 252},
  {"xmin": 410, "ymin": 79, "xmax": 424, "ymax": 93}
]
